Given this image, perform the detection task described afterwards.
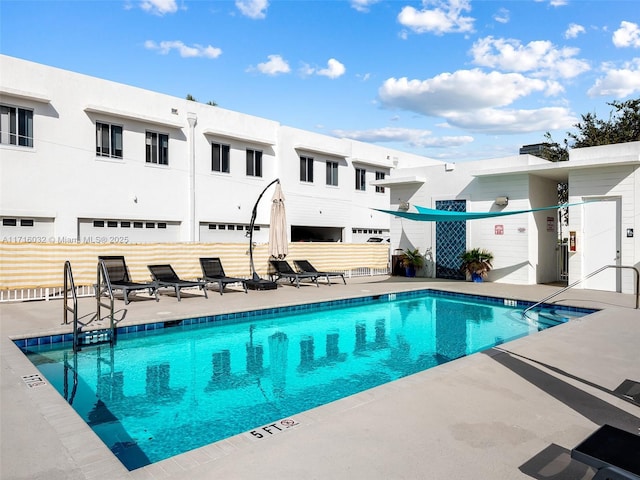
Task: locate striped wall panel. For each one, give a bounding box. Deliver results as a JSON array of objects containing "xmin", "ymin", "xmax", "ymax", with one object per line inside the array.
[{"xmin": 0, "ymin": 242, "xmax": 389, "ymax": 289}]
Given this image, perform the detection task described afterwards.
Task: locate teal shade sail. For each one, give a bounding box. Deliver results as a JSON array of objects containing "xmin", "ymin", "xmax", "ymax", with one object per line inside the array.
[{"xmin": 375, "ymin": 202, "xmax": 584, "ymax": 222}]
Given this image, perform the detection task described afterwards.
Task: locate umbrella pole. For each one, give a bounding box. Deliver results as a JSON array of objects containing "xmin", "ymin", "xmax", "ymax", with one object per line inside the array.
[{"xmin": 247, "ymin": 178, "xmax": 280, "ymax": 288}]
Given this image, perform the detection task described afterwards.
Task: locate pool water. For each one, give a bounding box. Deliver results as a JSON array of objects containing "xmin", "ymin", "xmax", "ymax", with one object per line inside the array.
[{"xmin": 21, "ymin": 291, "xmax": 590, "ymax": 470}]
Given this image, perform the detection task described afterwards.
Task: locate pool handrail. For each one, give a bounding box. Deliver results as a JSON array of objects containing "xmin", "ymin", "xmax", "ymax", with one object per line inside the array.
[{"xmin": 523, "ymin": 264, "xmax": 639, "ymax": 321}]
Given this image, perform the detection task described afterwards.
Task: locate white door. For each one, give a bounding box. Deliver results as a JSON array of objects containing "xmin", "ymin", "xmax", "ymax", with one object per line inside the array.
[{"xmin": 582, "ymin": 198, "xmax": 620, "ymax": 291}]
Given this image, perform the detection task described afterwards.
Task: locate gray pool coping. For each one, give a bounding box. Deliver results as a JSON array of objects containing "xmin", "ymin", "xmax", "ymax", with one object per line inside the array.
[{"xmin": 2, "ymin": 276, "xmax": 639, "ymax": 480}]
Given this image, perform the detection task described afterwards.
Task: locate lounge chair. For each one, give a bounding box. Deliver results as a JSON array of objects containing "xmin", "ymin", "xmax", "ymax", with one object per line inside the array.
[
  {"xmin": 97, "ymin": 255, "xmax": 158, "ymax": 305},
  {"xmin": 571, "ymin": 424, "xmax": 640, "ymax": 479},
  {"xmin": 269, "ymin": 260, "xmax": 319, "ymax": 288},
  {"xmin": 147, "ymin": 264, "xmax": 208, "ymax": 301},
  {"xmin": 199, "ymin": 257, "xmax": 248, "ymax": 295},
  {"xmin": 293, "ymin": 260, "xmax": 346, "ymax": 285}
]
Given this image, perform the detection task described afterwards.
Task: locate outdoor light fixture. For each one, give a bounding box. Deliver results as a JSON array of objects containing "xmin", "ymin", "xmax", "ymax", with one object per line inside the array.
[
  {"xmin": 398, "ymin": 201, "xmax": 410, "ymax": 211},
  {"xmin": 495, "ymin": 196, "xmax": 509, "ymax": 206}
]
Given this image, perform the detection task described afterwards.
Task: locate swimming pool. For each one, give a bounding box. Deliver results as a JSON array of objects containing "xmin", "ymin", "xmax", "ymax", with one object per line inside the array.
[{"xmin": 18, "ymin": 289, "xmax": 594, "ymax": 470}]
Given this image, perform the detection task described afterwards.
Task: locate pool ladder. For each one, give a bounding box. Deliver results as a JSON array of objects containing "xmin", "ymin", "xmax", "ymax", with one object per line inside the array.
[
  {"xmin": 63, "ymin": 260, "xmax": 115, "ymax": 351},
  {"xmin": 523, "ymin": 264, "xmax": 639, "ymax": 322}
]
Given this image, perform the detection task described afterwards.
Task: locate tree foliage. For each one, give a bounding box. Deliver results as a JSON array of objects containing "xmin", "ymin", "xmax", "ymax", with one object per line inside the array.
[
  {"xmin": 542, "ymin": 98, "xmax": 640, "ymax": 163},
  {"xmin": 185, "ymin": 94, "xmax": 218, "ymax": 106},
  {"xmin": 540, "ymin": 98, "xmax": 639, "ymax": 217}
]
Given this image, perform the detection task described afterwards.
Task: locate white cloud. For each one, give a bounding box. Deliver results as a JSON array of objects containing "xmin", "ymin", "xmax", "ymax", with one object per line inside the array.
[
  {"xmin": 299, "ymin": 59, "xmax": 346, "ymax": 79},
  {"xmin": 317, "ymin": 59, "xmax": 346, "ymax": 79},
  {"xmin": 140, "ymin": 0, "xmax": 178, "ymax": 15},
  {"xmin": 397, "ymin": 0, "xmax": 474, "ymax": 35},
  {"xmin": 333, "ymin": 127, "xmax": 474, "ymax": 148},
  {"xmin": 613, "ymin": 21, "xmax": 640, "ymax": 48},
  {"xmin": 379, "ymin": 69, "xmax": 553, "ymax": 115},
  {"xmin": 378, "ymin": 69, "xmax": 576, "ymax": 134},
  {"xmin": 235, "ymin": 0, "xmax": 269, "ymax": 19},
  {"xmin": 564, "ymin": 23, "xmax": 585, "ymax": 39},
  {"xmin": 144, "ymin": 40, "xmax": 222, "ymax": 58},
  {"xmin": 255, "ymin": 54, "xmax": 291, "ymax": 76},
  {"xmin": 470, "ymin": 36, "xmax": 590, "ymax": 79},
  {"xmin": 350, "ymin": 0, "xmax": 380, "ymax": 12},
  {"xmin": 443, "ymin": 107, "xmax": 575, "ymax": 133},
  {"xmin": 588, "ymin": 58, "xmax": 640, "ymax": 97},
  {"xmin": 532, "ymin": 0, "xmax": 567, "ymax": 6},
  {"xmin": 493, "ymin": 8, "xmax": 509, "ymax": 24}
]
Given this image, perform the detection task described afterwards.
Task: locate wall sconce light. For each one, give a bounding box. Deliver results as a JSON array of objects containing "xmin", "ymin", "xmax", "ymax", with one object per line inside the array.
[
  {"xmin": 398, "ymin": 201, "xmax": 410, "ymax": 211},
  {"xmin": 495, "ymin": 196, "xmax": 509, "ymax": 206}
]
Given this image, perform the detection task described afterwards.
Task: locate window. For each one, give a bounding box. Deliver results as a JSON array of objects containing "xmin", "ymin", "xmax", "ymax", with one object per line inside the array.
[
  {"xmin": 300, "ymin": 156, "xmax": 314, "ymax": 182},
  {"xmin": 121, "ymin": 221, "xmax": 131, "ymax": 228},
  {"xmin": 246, "ymin": 149, "xmax": 262, "ymax": 177},
  {"xmin": 326, "ymin": 161, "xmax": 338, "ymax": 186},
  {"xmin": 212, "ymin": 143, "xmax": 230, "ymax": 173},
  {"xmin": 93, "ymin": 220, "xmax": 105, "ymax": 227},
  {"xmin": 355, "ymin": 168, "xmax": 366, "ymax": 191},
  {"xmin": 375, "ymin": 171, "xmax": 385, "ymax": 193},
  {"xmin": 0, "ymin": 105, "xmax": 33, "ymax": 147},
  {"xmin": 20, "ymin": 219, "xmax": 34, "ymax": 227},
  {"xmin": 146, "ymin": 131, "xmax": 169, "ymax": 165},
  {"xmin": 96, "ymin": 122, "xmax": 123, "ymax": 158},
  {"xmin": 107, "ymin": 221, "xmax": 118, "ymax": 228},
  {"xmin": 2, "ymin": 219, "xmax": 17, "ymax": 226}
]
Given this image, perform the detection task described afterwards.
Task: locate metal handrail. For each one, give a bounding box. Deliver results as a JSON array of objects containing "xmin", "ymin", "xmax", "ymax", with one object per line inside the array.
[
  {"xmin": 62, "ymin": 260, "xmax": 80, "ymax": 351},
  {"xmin": 63, "ymin": 260, "xmax": 77, "ymax": 325},
  {"xmin": 523, "ymin": 264, "xmax": 639, "ymax": 320},
  {"xmin": 95, "ymin": 259, "xmax": 116, "ymax": 346}
]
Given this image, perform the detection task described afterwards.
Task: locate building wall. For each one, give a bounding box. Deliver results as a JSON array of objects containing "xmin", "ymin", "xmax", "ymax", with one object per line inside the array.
[
  {"xmin": 385, "ymin": 158, "xmax": 551, "ymax": 284},
  {"xmin": 568, "ymin": 161, "xmax": 639, "ymax": 294},
  {"xmin": 0, "ymin": 55, "xmax": 442, "ymax": 245}
]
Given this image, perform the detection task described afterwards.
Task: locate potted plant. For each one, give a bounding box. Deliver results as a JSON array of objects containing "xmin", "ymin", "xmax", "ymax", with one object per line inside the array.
[
  {"xmin": 401, "ymin": 248, "xmax": 424, "ymax": 277},
  {"xmin": 460, "ymin": 248, "xmax": 494, "ymax": 282}
]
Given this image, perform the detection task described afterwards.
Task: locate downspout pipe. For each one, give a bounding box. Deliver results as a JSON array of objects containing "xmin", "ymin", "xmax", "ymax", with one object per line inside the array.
[{"xmin": 187, "ymin": 112, "xmax": 197, "ymax": 242}]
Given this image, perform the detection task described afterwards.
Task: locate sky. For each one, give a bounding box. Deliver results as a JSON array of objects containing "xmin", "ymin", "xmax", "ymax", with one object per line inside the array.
[{"xmin": 1, "ymin": 0, "xmax": 639, "ymax": 162}]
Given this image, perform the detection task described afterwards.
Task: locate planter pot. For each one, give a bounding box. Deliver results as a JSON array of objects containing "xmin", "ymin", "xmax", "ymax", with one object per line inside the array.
[
  {"xmin": 471, "ymin": 272, "xmax": 484, "ymax": 282},
  {"xmin": 405, "ymin": 266, "xmax": 416, "ymax": 277}
]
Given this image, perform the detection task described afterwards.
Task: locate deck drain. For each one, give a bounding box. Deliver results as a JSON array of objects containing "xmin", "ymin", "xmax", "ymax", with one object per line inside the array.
[{"xmin": 21, "ymin": 373, "xmax": 46, "ymax": 388}]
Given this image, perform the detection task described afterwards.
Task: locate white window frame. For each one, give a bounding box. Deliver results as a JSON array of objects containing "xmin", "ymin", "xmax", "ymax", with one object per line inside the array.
[
  {"xmin": 0, "ymin": 104, "xmax": 33, "ymax": 147},
  {"xmin": 300, "ymin": 156, "xmax": 314, "ymax": 183},
  {"xmin": 326, "ymin": 161, "xmax": 338, "ymax": 186},
  {"xmin": 146, "ymin": 131, "xmax": 169, "ymax": 165},
  {"xmin": 246, "ymin": 148, "xmax": 262, "ymax": 177},
  {"xmin": 212, "ymin": 142, "xmax": 230, "ymax": 173},
  {"xmin": 375, "ymin": 171, "xmax": 385, "ymax": 193},
  {"xmin": 355, "ymin": 167, "xmax": 366, "ymax": 191},
  {"xmin": 96, "ymin": 121, "xmax": 123, "ymax": 158}
]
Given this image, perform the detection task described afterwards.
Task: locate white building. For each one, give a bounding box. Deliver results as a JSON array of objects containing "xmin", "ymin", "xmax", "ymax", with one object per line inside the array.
[
  {"xmin": 1, "ymin": 55, "xmax": 638, "ymax": 294},
  {"xmin": 375, "ymin": 143, "xmax": 640, "ymax": 294},
  {"xmin": 0, "ymin": 55, "xmax": 442, "ymax": 247}
]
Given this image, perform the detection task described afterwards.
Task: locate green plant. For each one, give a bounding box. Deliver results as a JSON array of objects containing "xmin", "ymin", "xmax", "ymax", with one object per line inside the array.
[
  {"xmin": 460, "ymin": 248, "xmax": 494, "ymax": 279},
  {"xmin": 401, "ymin": 248, "xmax": 425, "ymax": 269}
]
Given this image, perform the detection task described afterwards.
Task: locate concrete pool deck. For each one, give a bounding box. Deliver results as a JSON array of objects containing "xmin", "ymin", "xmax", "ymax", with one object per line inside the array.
[{"xmin": 1, "ymin": 276, "xmax": 639, "ymax": 480}]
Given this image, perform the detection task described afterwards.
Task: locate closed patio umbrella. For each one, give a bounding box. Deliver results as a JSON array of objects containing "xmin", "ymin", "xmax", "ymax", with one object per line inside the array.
[{"xmin": 269, "ymin": 182, "xmax": 288, "ymax": 259}]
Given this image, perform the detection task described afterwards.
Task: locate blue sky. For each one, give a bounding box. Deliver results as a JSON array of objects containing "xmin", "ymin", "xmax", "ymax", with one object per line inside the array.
[{"xmin": 2, "ymin": 0, "xmax": 639, "ymax": 162}]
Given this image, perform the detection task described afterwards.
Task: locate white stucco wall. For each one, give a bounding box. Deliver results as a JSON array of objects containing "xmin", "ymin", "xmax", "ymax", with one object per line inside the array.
[
  {"xmin": 568, "ymin": 149, "xmax": 640, "ymax": 294},
  {"xmin": 0, "ymin": 55, "xmax": 441, "ymax": 246}
]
